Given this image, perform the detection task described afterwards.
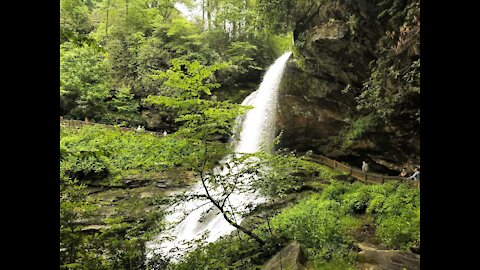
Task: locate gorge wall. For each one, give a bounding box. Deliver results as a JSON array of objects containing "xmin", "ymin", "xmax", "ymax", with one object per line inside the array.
[{"xmin": 276, "ymin": 0, "xmax": 420, "ymax": 173}]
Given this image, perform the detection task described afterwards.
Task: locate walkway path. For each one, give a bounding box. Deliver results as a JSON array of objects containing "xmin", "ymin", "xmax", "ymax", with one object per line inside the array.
[
  {"xmin": 60, "ymin": 118, "xmax": 165, "ymax": 137},
  {"xmin": 306, "ymin": 154, "xmax": 419, "ymax": 188}
]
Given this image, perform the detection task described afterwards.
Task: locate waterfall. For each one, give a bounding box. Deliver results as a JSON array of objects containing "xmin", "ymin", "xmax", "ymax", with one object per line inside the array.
[
  {"xmin": 235, "ymin": 51, "xmax": 292, "ymax": 153},
  {"xmin": 146, "ymin": 51, "xmax": 292, "ymax": 262}
]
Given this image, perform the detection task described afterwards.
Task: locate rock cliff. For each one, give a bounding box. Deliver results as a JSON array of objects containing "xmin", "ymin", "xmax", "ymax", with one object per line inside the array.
[{"xmin": 276, "ymin": 0, "xmax": 420, "ymax": 173}]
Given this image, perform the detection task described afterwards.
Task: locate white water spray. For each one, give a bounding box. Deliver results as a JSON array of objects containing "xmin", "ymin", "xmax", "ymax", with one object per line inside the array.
[
  {"xmin": 146, "ymin": 51, "xmax": 292, "ymax": 262},
  {"xmin": 235, "ymin": 52, "xmax": 292, "ymax": 153}
]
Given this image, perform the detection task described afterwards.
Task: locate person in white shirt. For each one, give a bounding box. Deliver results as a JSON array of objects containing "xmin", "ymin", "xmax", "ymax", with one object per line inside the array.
[
  {"xmin": 408, "ymin": 167, "xmax": 420, "ymax": 181},
  {"xmin": 361, "ymin": 161, "xmax": 369, "ymax": 172}
]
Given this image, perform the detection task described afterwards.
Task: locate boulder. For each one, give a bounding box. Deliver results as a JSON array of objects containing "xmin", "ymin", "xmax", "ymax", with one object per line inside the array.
[
  {"xmin": 263, "ymin": 241, "xmax": 312, "ymax": 270},
  {"xmin": 356, "ymin": 242, "xmax": 420, "ymax": 270}
]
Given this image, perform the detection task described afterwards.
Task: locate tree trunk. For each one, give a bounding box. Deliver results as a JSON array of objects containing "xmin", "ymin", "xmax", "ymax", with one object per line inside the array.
[
  {"xmin": 207, "ymin": 3, "xmax": 211, "ymax": 29},
  {"xmin": 202, "ymin": 0, "xmax": 205, "ymax": 29},
  {"xmin": 106, "ymin": 0, "xmax": 110, "ymax": 38},
  {"xmin": 125, "ymin": 0, "xmax": 129, "ymax": 23}
]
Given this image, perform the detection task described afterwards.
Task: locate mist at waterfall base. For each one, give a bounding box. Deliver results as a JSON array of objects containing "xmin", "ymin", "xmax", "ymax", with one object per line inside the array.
[{"xmin": 146, "ymin": 52, "xmax": 292, "ymax": 262}]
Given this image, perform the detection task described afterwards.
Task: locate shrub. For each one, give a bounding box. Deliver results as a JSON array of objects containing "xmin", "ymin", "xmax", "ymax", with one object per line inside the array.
[
  {"xmin": 341, "ymin": 186, "xmax": 371, "ymax": 214},
  {"xmin": 319, "ymin": 180, "xmax": 349, "ymax": 201},
  {"xmin": 61, "ymin": 149, "xmax": 110, "ymax": 181},
  {"xmin": 376, "ymin": 212, "xmax": 420, "ymax": 249},
  {"xmin": 365, "ymin": 182, "xmax": 420, "ymax": 249},
  {"xmin": 60, "ymin": 125, "xmax": 202, "ymax": 181},
  {"xmin": 266, "ymin": 193, "xmax": 360, "ymax": 266},
  {"xmin": 170, "ymin": 235, "xmax": 273, "ymax": 270}
]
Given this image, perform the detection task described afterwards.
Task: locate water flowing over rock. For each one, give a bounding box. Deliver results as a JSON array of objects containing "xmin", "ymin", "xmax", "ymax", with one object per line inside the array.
[{"xmin": 146, "ymin": 52, "xmax": 292, "ymax": 262}]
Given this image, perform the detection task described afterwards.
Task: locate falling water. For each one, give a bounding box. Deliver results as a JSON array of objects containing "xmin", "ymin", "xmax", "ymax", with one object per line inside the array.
[
  {"xmin": 235, "ymin": 52, "xmax": 292, "ymax": 153},
  {"xmin": 146, "ymin": 51, "xmax": 292, "ymax": 262}
]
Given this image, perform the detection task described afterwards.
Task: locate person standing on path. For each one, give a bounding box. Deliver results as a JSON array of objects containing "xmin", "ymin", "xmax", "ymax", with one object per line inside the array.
[
  {"xmin": 362, "ymin": 161, "xmax": 369, "ymax": 173},
  {"xmin": 408, "ymin": 167, "xmax": 420, "ymax": 181}
]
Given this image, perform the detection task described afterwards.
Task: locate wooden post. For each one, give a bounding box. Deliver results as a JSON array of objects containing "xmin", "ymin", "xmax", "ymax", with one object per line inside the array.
[
  {"xmin": 333, "ymin": 160, "xmax": 336, "ymax": 169},
  {"xmin": 381, "ymin": 175, "xmax": 385, "ymax": 184}
]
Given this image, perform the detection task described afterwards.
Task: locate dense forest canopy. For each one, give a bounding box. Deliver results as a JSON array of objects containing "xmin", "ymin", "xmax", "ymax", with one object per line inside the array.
[{"xmin": 60, "ymin": 0, "xmax": 293, "ymax": 130}]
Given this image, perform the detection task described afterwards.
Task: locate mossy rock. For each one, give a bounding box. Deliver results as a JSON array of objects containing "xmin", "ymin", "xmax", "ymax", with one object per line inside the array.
[{"xmin": 263, "ymin": 241, "xmax": 314, "ymax": 270}]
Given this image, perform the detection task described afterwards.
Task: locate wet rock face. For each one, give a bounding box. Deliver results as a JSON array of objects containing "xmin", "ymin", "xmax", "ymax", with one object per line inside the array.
[
  {"xmin": 276, "ymin": 0, "xmax": 419, "ymax": 172},
  {"xmin": 277, "ymin": 0, "xmax": 381, "ymax": 157},
  {"xmin": 296, "ymin": 0, "xmax": 381, "ymax": 87},
  {"xmin": 277, "ymin": 62, "xmax": 355, "ymax": 154}
]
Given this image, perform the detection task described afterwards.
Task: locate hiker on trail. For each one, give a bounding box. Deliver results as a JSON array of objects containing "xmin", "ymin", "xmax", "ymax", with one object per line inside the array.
[
  {"xmin": 408, "ymin": 167, "xmax": 420, "ymax": 181},
  {"xmin": 361, "ymin": 161, "xmax": 369, "ymax": 173},
  {"xmin": 163, "ymin": 130, "xmax": 167, "ymax": 136},
  {"xmin": 400, "ymin": 167, "xmax": 408, "ymax": 177},
  {"xmin": 136, "ymin": 125, "xmax": 142, "ymax": 131}
]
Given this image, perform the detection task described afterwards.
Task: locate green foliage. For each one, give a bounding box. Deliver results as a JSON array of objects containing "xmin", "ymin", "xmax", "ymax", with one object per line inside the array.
[
  {"xmin": 356, "ymin": 57, "xmax": 420, "ymax": 124},
  {"xmin": 60, "ymin": 187, "xmax": 166, "ymax": 269},
  {"xmin": 150, "ymin": 58, "xmax": 226, "ymax": 98},
  {"xmin": 60, "ymin": 42, "xmax": 112, "ymax": 120},
  {"xmin": 60, "ymin": 124, "xmax": 199, "ymax": 182},
  {"xmin": 60, "ymin": 179, "xmax": 101, "ymax": 269},
  {"xmin": 226, "ymin": 41, "xmax": 261, "ymax": 73},
  {"xmin": 170, "ymin": 235, "xmax": 271, "ymax": 270},
  {"xmin": 264, "ymin": 180, "xmax": 420, "ymax": 266},
  {"xmin": 334, "ymin": 114, "xmax": 381, "ymax": 150},
  {"xmin": 341, "ymin": 184, "xmax": 371, "ymax": 215},
  {"xmin": 256, "ymin": 0, "xmax": 296, "ymax": 33},
  {"xmin": 60, "ymin": 0, "xmax": 94, "ymax": 43},
  {"xmin": 355, "ymin": 0, "xmax": 420, "ymax": 126},
  {"xmin": 269, "ymin": 32, "xmax": 294, "ymax": 57},
  {"xmin": 60, "ymin": 146, "xmax": 167, "ymax": 269},
  {"xmin": 106, "ymin": 85, "xmax": 142, "ymax": 125},
  {"xmin": 375, "ymin": 213, "xmax": 420, "ymax": 250},
  {"xmin": 144, "ymin": 58, "xmax": 248, "ymax": 149},
  {"xmin": 256, "ymin": 0, "xmax": 328, "ymax": 38},
  {"xmin": 364, "ymin": 182, "xmax": 420, "ymax": 249},
  {"xmin": 249, "ymin": 151, "xmax": 338, "ymax": 197},
  {"xmin": 315, "ymin": 260, "xmax": 357, "ymax": 270},
  {"xmin": 60, "ymin": 147, "xmax": 110, "ymax": 181},
  {"xmin": 60, "ymin": 0, "xmax": 292, "ymax": 131},
  {"xmin": 319, "ymin": 180, "xmax": 350, "ymax": 201},
  {"xmin": 263, "ymin": 192, "xmax": 360, "ymax": 267}
]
